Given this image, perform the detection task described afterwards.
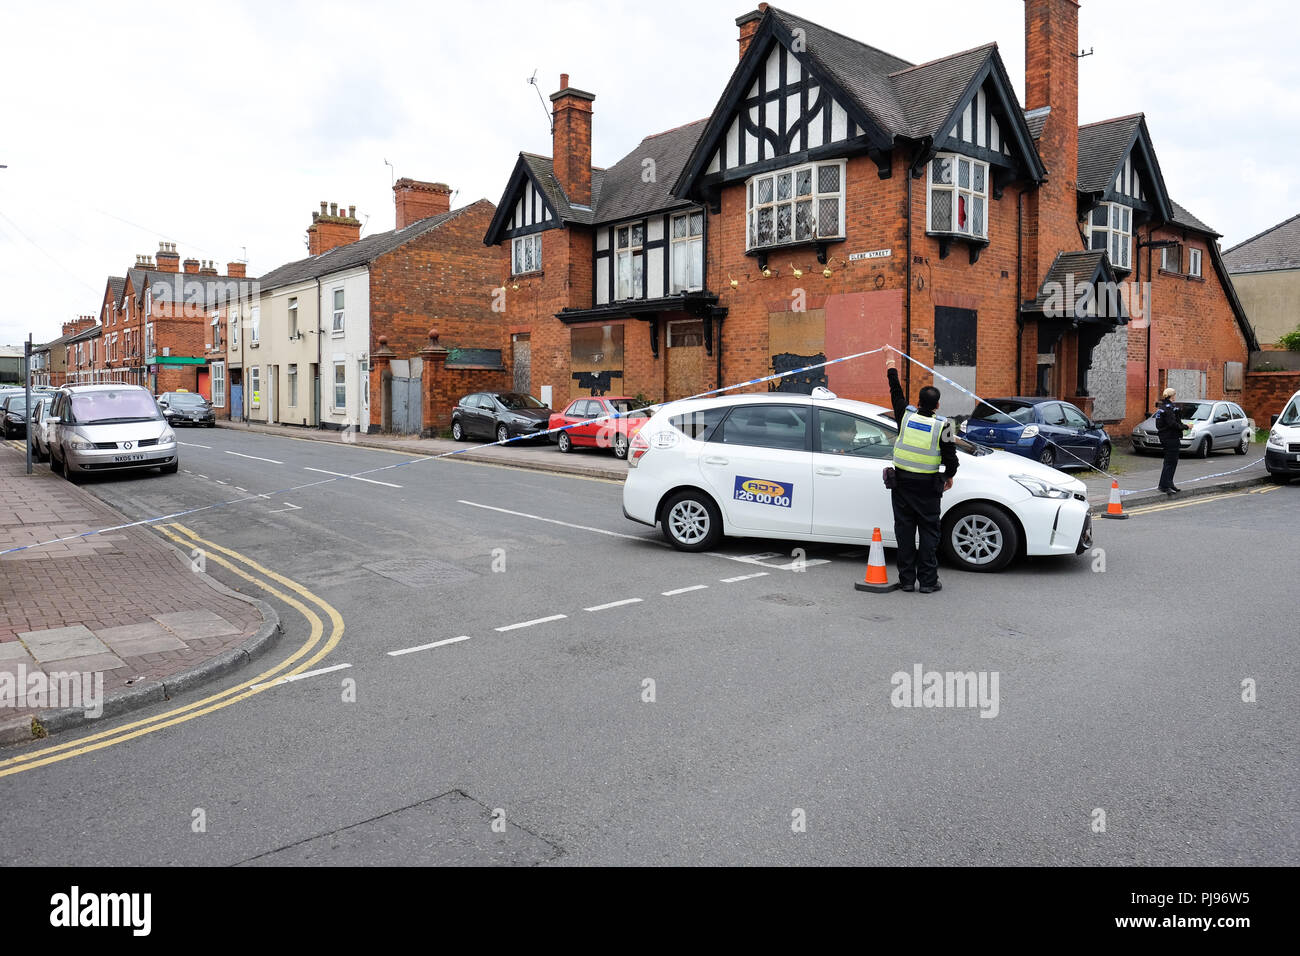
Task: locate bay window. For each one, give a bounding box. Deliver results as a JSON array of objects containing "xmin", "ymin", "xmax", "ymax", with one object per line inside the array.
[
  {"xmin": 928, "ymin": 153, "xmax": 989, "ymax": 239},
  {"xmin": 671, "ymin": 211, "xmax": 704, "ymax": 293},
  {"xmin": 1087, "ymin": 202, "xmax": 1132, "ymax": 271},
  {"xmin": 746, "ymin": 160, "xmax": 845, "ymax": 250}
]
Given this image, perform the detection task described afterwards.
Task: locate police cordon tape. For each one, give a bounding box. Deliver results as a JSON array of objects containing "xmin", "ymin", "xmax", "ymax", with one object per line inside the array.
[
  {"xmin": 0, "ymin": 343, "xmax": 1258, "ymax": 555},
  {"xmin": 3, "ymin": 346, "xmax": 890, "ymax": 556}
]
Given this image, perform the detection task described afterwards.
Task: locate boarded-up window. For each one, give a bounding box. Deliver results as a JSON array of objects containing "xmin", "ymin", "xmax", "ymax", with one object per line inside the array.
[
  {"xmin": 570, "ymin": 324, "xmax": 624, "ymax": 398},
  {"xmin": 934, "ymin": 307, "xmax": 978, "ymax": 416},
  {"xmin": 1223, "ymin": 361, "xmax": 1244, "ymax": 392}
]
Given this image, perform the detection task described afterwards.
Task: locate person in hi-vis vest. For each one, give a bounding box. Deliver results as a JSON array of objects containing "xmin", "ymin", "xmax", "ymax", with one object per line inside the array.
[{"xmin": 886, "ymin": 357, "xmax": 959, "ymax": 593}]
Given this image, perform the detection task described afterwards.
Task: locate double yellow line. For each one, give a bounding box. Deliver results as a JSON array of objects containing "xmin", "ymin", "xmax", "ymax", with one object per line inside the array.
[
  {"xmin": 0, "ymin": 523, "xmax": 344, "ymax": 778},
  {"xmin": 1125, "ymin": 483, "xmax": 1280, "ymax": 516}
]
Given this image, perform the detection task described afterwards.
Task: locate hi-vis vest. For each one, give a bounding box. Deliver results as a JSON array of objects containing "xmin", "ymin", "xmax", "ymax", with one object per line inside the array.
[{"xmin": 893, "ymin": 408, "xmax": 947, "ymax": 474}]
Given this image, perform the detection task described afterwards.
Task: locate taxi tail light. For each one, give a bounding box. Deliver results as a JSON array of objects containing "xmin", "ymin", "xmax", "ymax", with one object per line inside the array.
[{"xmin": 628, "ymin": 431, "xmax": 650, "ymax": 467}]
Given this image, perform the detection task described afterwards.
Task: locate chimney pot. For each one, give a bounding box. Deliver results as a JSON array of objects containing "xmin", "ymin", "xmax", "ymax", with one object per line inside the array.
[
  {"xmin": 330, "ymin": 202, "xmax": 338, "ymax": 216},
  {"xmin": 320, "ymin": 201, "xmax": 329, "ymax": 215},
  {"xmin": 560, "ymin": 73, "xmax": 569, "ymax": 89},
  {"xmin": 348, "ymin": 205, "xmax": 356, "ymax": 219}
]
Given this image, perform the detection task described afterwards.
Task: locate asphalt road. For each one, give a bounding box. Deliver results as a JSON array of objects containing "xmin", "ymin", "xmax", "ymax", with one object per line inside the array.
[{"xmin": 2, "ymin": 427, "xmax": 1297, "ymax": 865}]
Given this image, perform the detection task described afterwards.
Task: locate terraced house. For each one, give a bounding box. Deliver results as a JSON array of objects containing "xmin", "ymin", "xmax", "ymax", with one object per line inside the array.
[
  {"xmin": 248, "ymin": 183, "xmax": 498, "ymax": 433},
  {"xmin": 487, "ymin": 1, "xmax": 1253, "ymax": 435}
]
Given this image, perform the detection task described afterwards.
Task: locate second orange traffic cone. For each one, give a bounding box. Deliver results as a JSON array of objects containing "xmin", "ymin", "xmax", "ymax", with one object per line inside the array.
[
  {"xmin": 854, "ymin": 527, "xmax": 900, "ymax": 592},
  {"xmin": 1100, "ymin": 480, "xmax": 1129, "ymax": 520}
]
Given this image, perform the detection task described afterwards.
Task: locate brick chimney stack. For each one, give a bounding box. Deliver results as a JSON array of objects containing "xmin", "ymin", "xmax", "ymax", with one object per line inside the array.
[
  {"xmin": 226, "ymin": 262, "xmax": 247, "ymax": 278},
  {"xmin": 1024, "ymin": 0, "xmax": 1082, "ymax": 287},
  {"xmin": 550, "ymin": 74, "xmax": 596, "ymax": 208},
  {"xmin": 63, "ymin": 316, "xmax": 97, "ymax": 336},
  {"xmin": 308, "ymin": 201, "xmax": 363, "ymax": 255},
  {"xmin": 155, "ymin": 241, "xmax": 180, "ymax": 273},
  {"xmin": 737, "ymin": 5, "xmax": 767, "ymax": 60},
  {"xmin": 394, "ymin": 178, "xmax": 453, "ymax": 229},
  {"xmin": 183, "ymin": 258, "xmax": 201, "ymax": 274},
  {"xmin": 135, "ymin": 254, "xmax": 156, "ymax": 270},
  {"xmin": 198, "ymin": 260, "xmax": 219, "ymax": 277}
]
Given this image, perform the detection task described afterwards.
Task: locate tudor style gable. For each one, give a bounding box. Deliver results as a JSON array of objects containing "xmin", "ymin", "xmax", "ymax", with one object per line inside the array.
[
  {"xmin": 675, "ymin": 11, "xmax": 900, "ymax": 206},
  {"xmin": 483, "ymin": 154, "xmax": 564, "ymax": 246},
  {"xmin": 1077, "ymin": 114, "xmax": 1174, "ymax": 272}
]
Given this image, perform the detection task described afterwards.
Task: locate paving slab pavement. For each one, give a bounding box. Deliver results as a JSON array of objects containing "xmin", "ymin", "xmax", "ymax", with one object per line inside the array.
[{"xmin": 0, "ymin": 448, "xmax": 279, "ymax": 745}]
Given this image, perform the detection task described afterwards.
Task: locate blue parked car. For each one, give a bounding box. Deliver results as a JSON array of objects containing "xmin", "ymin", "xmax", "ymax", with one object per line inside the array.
[{"xmin": 959, "ymin": 397, "xmax": 1112, "ymax": 470}]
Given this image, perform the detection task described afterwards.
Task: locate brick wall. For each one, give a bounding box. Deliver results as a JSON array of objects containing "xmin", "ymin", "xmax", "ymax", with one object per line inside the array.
[
  {"xmin": 1242, "ymin": 370, "xmax": 1300, "ymax": 425},
  {"xmin": 367, "ymin": 199, "xmax": 502, "ymax": 419}
]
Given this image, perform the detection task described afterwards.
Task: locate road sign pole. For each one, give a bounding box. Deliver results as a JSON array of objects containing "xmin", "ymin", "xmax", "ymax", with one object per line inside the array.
[{"xmin": 24, "ymin": 334, "xmax": 33, "ymax": 475}]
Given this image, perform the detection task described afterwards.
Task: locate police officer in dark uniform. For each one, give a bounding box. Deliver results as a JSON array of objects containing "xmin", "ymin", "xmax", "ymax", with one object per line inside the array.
[
  {"xmin": 1155, "ymin": 387, "xmax": 1184, "ymax": 495},
  {"xmin": 886, "ymin": 357, "xmax": 959, "ymax": 593}
]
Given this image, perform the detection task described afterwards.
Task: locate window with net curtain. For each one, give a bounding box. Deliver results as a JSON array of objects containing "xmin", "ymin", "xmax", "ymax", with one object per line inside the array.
[
  {"xmin": 928, "ymin": 153, "xmax": 988, "ymax": 238},
  {"xmin": 671, "ymin": 211, "xmax": 704, "ymax": 293},
  {"xmin": 746, "ymin": 161, "xmax": 844, "ymax": 249}
]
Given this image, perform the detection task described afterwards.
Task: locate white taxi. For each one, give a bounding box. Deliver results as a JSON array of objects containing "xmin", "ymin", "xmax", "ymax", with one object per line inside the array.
[{"xmin": 622, "ymin": 389, "xmax": 1093, "ymax": 572}]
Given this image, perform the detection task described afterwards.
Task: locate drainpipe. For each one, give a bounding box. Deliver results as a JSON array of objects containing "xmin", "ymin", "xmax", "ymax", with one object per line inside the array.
[
  {"xmin": 1016, "ymin": 189, "xmax": 1024, "ymax": 393},
  {"xmin": 1141, "ymin": 230, "xmax": 1151, "ymax": 419},
  {"xmin": 904, "ymin": 158, "xmax": 913, "ymax": 396},
  {"xmin": 315, "ymin": 276, "xmax": 323, "ymax": 428}
]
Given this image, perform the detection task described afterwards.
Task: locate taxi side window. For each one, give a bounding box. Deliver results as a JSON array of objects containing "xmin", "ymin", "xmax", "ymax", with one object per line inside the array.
[
  {"xmin": 716, "ymin": 405, "xmax": 809, "ymax": 451},
  {"xmin": 669, "ymin": 406, "xmax": 726, "ymax": 440},
  {"xmin": 817, "ymin": 409, "xmax": 895, "ymax": 458}
]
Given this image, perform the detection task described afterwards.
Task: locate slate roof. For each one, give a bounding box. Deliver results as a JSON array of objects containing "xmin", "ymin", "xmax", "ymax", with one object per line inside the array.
[
  {"xmin": 1023, "ymin": 107, "xmax": 1050, "ymax": 140},
  {"xmin": 520, "ymin": 154, "xmax": 604, "ymax": 225},
  {"xmin": 1169, "ymin": 200, "xmax": 1218, "ymax": 237},
  {"xmin": 591, "ymin": 120, "xmax": 708, "ymax": 224},
  {"xmin": 766, "ymin": 7, "xmax": 915, "ymax": 136},
  {"xmin": 1223, "ymin": 213, "xmax": 1300, "ymax": 273},
  {"xmin": 65, "ymin": 324, "xmax": 102, "ymax": 344},
  {"xmin": 107, "ymin": 276, "xmax": 126, "ymax": 307},
  {"xmin": 1076, "ymin": 114, "xmax": 1143, "ymax": 194},
  {"xmin": 1025, "ymin": 250, "xmax": 1126, "ymax": 320},
  {"xmin": 258, "ymin": 201, "xmax": 490, "ymax": 291},
  {"xmin": 126, "ymin": 268, "xmax": 257, "ymax": 308},
  {"xmin": 889, "ymin": 44, "xmax": 998, "ymax": 140}
]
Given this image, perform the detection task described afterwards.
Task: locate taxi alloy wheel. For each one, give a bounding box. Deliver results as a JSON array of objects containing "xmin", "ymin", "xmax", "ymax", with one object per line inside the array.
[
  {"xmin": 557, "ymin": 432, "xmax": 573, "ymax": 453},
  {"xmin": 942, "ymin": 503, "xmax": 1018, "ymax": 573},
  {"xmin": 661, "ymin": 491, "xmax": 722, "ymax": 552}
]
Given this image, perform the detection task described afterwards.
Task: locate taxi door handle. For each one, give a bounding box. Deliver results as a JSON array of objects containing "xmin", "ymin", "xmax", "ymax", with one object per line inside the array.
[
  {"xmin": 816, "ymin": 466, "xmax": 842, "ymax": 477},
  {"xmin": 703, "ymin": 456, "xmax": 729, "ymax": 466}
]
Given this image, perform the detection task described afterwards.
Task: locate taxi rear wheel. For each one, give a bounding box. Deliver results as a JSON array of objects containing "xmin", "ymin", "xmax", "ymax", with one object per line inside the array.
[
  {"xmin": 661, "ymin": 490, "xmax": 723, "ymax": 552},
  {"xmin": 941, "ymin": 503, "xmax": 1018, "ymax": 573}
]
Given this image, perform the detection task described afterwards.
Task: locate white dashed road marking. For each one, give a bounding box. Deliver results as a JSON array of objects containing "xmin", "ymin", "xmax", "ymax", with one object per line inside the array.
[
  {"xmin": 388, "ymin": 636, "xmax": 472, "ymax": 657},
  {"xmin": 721, "ymin": 572, "xmax": 769, "ymax": 583},
  {"xmin": 178, "ymin": 441, "xmax": 211, "ymax": 448},
  {"xmin": 495, "ymin": 614, "xmax": 568, "ymax": 632},
  {"xmin": 253, "ymin": 662, "xmax": 351, "ymax": 689},
  {"xmin": 459, "ymin": 500, "xmax": 659, "ymax": 543},
  {"xmin": 584, "ymin": 598, "xmax": 643, "ymax": 612},
  {"xmin": 304, "ymin": 467, "xmax": 402, "ymax": 488},
  {"xmin": 225, "ymin": 451, "xmax": 284, "ymax": 464},
  {"xmin": 662, "ymin": 585, "xmax": 708, "ymax": 596}
]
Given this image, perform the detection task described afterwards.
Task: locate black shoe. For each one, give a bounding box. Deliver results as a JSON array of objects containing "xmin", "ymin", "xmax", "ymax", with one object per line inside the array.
[
  {"xmin": 900, "ymin": 582, "xmax": 915, "ymax": 592},
  {"xmin": 1170, "ymin": 485, "xmax": 1182, "ymax": 492},
  {"xmin": 919, "ymin": 581, "xmax": 942, "ymax": 594}
]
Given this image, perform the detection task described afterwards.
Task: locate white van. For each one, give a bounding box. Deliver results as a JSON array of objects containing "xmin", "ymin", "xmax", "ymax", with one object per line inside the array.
[{"xmin": 1265, "ymin": 390, "xmax": 1300, "ymax": 482}]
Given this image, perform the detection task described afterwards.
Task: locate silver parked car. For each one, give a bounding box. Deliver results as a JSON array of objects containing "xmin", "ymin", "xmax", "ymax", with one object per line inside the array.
[
  {"xmin": 47, "ymin": 384, "xmax": 179, "ymax": 481},
  {"xmin": 1131, "ymin": 399, "xmax": 1251, "ymax": 458},
  {"xmin": 29, "ymin": 396, "xmax": 58, "ymax": 462}
]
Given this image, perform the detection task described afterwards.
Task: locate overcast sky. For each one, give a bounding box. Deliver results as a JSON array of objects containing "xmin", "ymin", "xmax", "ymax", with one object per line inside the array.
[{"xmin": 1, "ymin": 0, "xmax": 1295, "ymax": 346}]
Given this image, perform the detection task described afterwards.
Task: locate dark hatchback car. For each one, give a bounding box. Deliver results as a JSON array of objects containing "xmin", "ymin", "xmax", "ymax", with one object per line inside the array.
[
  {"xmin": 2, "ymin": 393, "xmax": 33, "ymax": 439},
  {"xmin": 157, "ymin": 390, "xmax": 216, "ymax": 427},
  {"xmin": 960, "ymin": 397, "xmax": 1113, "ymax": 470},
  {"xmin": 451, "ymin": 392, "xmax": 553, "ymax": 444}
]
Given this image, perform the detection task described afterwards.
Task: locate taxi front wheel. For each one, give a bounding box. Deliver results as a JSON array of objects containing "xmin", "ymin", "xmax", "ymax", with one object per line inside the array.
[
  {"xmin": 941, "ymin": 503, "xmax": 1019, "ymax": 573},
  {"xmin": 661, "ymin": 490, "xmax": 723, "ymax": 552}
]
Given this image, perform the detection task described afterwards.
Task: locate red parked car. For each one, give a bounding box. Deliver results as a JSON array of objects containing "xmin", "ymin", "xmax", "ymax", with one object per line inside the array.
[{"xmin": 549, "ymin": 396, "xmax": 651, "ymax": 460}]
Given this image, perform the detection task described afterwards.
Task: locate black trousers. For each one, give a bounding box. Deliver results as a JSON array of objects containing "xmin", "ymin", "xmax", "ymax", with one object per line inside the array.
[
  {"xmin": 1159, "ymin": 437, "xmax": 1181, "ymax": 490},
  {"xmin": 892, "ymin": 475, "xmax": 942, "ymax": 587}
]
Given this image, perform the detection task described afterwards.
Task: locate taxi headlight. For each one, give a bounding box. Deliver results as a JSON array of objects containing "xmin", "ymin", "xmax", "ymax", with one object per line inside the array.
[{"xmin": 1011, "ymin": 474, "xmax": 1072, "ymax": 499}]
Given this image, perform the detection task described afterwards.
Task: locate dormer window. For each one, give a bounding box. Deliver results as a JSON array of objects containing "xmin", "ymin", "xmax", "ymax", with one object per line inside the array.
[
  {"xmin": 1087, "ymin": 202, "xmax": 1132, "ymax": 271},
  {"xmin": 927, "ymin": 153, "xmax": 989, "ymax": 239},
  {"xmin": 746, "ymin": 160, "xmax": 845, "ymax": 251}
]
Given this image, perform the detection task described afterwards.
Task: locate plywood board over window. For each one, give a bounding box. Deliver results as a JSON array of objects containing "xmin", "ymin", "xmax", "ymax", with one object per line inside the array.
[
  {"xmin": 934, "ymin": 306, "xmax": 978, "ymax": 416},
  {"xmin": 570, "ymin": 324, "xmax": 624, "ymax": 399}
]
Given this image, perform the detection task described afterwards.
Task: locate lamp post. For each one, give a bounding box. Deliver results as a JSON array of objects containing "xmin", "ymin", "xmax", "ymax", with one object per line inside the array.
[{"xmin": 1137, "ymin": 232, "xmax": 1181, "ymax": 418}]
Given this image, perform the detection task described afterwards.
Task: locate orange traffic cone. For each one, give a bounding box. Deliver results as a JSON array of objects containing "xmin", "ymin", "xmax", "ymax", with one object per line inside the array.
[
  {"xmin": 1100, "ymin": 479, "xmax": 1129, "ymax": 520},
  {"xmin": 854, "ymin": 528, "xmax": 900, "ymax": 592}
]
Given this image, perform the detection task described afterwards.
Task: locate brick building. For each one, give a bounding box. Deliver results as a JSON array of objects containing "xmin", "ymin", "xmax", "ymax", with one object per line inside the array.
[
  {"xmin": 98, "ymin": 245, "xmax": 252, "ymax": 398},
  {"xmin": 32, "ymin": 317, "xmax": 97, "ymax": 386},
  {"xmin": 250, "ymin": 183, "xmax": 499, "ymax": 433},
  {"xmin": 486, "ymin": 2, "xmax": 1254, "ymax": 436}
]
